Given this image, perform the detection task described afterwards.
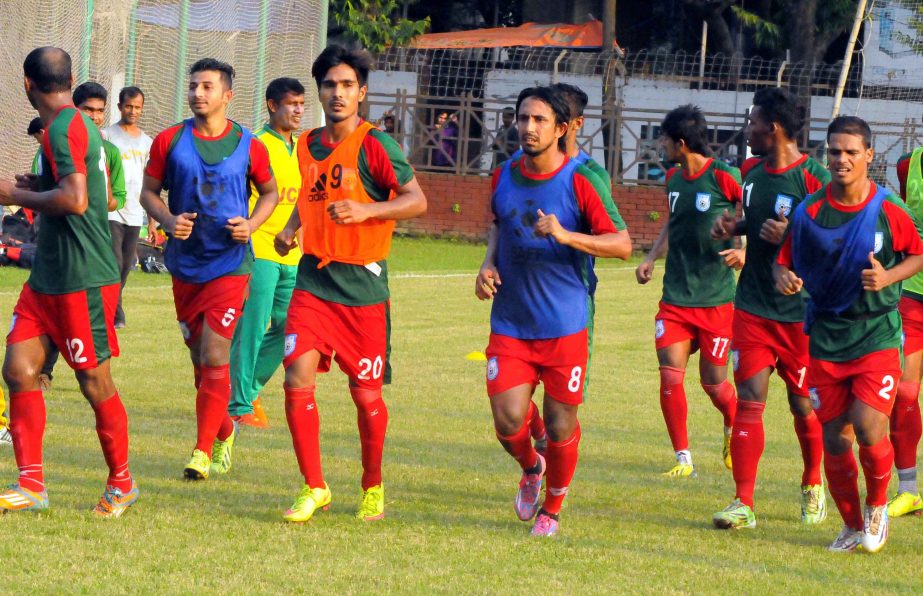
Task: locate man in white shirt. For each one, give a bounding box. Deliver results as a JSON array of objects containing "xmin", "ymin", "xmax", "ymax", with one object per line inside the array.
[{"xmin": 103, "ymin": 86, "xmax": 153, "ymax": 329}]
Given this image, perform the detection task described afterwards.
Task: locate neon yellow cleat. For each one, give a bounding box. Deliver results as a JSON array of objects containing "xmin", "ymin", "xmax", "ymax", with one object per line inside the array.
[
  {"xmin": 723, "ymin": 428, "xmax": 733, "ymax": 471},
  {"xmin": 283, "ymin": 483, "xmax": 331, "ymax": 523},
  {"xmin": 887, "ymin": 491, "xmax": 923, "ymax": 518},
  {"xmin": 712, "ymin": 498, "xmax": 756, "ymax": 529},
  {"xmin": 662, "ymin": 462, "xmax": 697, "ymax": 478},
  {"xmin": 801, "ymin": 484, "xmax": 827, "ymax": 524},
  {"xmin": 357, "ymin": 483, "xmax": 385, "ymax": 521},
  {"xmin": 183, "ymin": 449, "xmax": 211, "ymax": 480},
  {"xmin": 210, "ymin": 422, "xmax": 238, "ymax": 475}
]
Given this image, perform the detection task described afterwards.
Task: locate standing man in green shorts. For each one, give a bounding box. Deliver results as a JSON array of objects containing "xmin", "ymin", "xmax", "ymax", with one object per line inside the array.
[{"xmin": 229, "ymin": 77, "xmax": 305, "ymax": 429}]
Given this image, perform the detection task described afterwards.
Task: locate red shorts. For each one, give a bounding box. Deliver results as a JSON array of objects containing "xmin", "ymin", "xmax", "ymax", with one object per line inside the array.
[
  {"xmin": 283, "ymin": 289, "xmax": 390, "ymax": 389},
  {"xmin": 807, "ymin": 349, "xmax": 902, "ymax": 423},
  {"xmin": 172, "ymin": 274, "xmax": 249, "ymax": 346},
  {"xmin": 900, "ymin": 296, "xmax": 923, "ymax": 356},
  {"xmin": 731, "ymin": 309, "xmax": 809, "ymax": 396},
  {"xmin": 7, "ymin": 283, "xmax": 119, "ymax": 370},
  {"xmin": 654, "ymin": 301, "xmax": 734, "ymax": 365},
  {"xmin": 485, "ymin": 330, "xmax": 588, "ymax": 405}
]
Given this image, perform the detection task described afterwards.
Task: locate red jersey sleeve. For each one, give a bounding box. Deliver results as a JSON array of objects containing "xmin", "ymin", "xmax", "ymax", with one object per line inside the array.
[
  {"xmin": 490, "ymin": 166, "xmax": 502, "ymax": 193},
  {"xmin": 883, "ymin": 200, "xmax": 923, "ymax": 255},
  {"xmin": 777, "ymin": 234, "xmax": 794, "ymax": 268},
  {"xmin": 897, "ymin": 155, "xmax": 911, "ymax": 202},
  {"xmin": 715, "ymin": 168, "xmax": 743, "ymax": 203},
  {"xmin": 573, "ymin": 170, "xmax": 618, "ymax": 235},
  {"xmin": 145, "ymin": 125, "xmax": 183, "ymax": 182},
  {"xmin": 247, "ymin": 137, "xmax": 273, "ymax": 185},
  {"xmin": 803, "ymin": 169, "xmax": 825, "ymax": 195},
  {"xmin": 740, "ymin": 157, "xmax": 762, "ymax": 180},
  {"xmin": 362, "ymin": 130, "xmax": 414, "ymax": 194}
]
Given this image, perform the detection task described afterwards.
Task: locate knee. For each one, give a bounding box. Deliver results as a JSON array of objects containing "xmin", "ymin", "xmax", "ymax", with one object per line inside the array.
[
  {"xmin": 736, "ymin": 384, "xmax": 762, "ymax": 403},
  {"xmin": 854, "ymin": 423, "xmax": 886, "ymax": 447},
  {"xmin": 494, "ymin": 411, "xmax": 525, "ymax": 437},
  {"xmin": 199, "ymin": 343, "xmax": 230, "ymax": 368},
  {"xmin": 2, "ymin": 360, "xmax": 39, "ymax": 392},
  {"xmin": 543, "ymin": 411, "xmax": 577, "ymax": 442},
  {"xmin": 788, "ymin": 393, "xmax": 813, "ymax": 417}
]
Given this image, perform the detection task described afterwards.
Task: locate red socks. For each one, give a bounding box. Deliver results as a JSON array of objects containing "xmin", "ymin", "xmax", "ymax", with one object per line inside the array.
[
  {"xmin": 793, "ymin": 410, "xmax": 823, "ymax": 486},
  {"xmin": 497, "ymin": 419, "xmax": 538, "ymax": 471},
  {"xmin": 702, "ymin": 380, "xmax": 737, "ymax": 428},
  {"xmin": 859, "ymin": 437, "xmax": 894, "ymax": 507},
  {"xmin": 9, "ymin": 390, "xmax": 45, "ymax": 493},
  {"xmin": 543, "ymin": 424, "xmax": 581, "ymax": 515},
  {"xmin": 284, "ymin": 384, "xmax": 324, "ymax": 488},
  {"xmin": 824, "ymin": 449, "xmax": 862, "ymax": 530},
  {"xmin": 350, "ymin": 387, "xmax": 389, "ymax": 490},
  {"xmin": 194, "ymin": 364, "xmax": 231, "ymax": 453},
  {"xmin": 659, "ymin": 366, "xmax": 688, "ymax": 451},
  {"xmin": 890, "ymin": 381, "xmax": 921, "ymax": 471},
  {"xmin": 93, "ymin": 393, "xmax": 132, "ymax": 492},
  {"xmin": 730, "ymin": 400, "xmax": 765, "ymax": 508},
  {"xmin": 527, "ymin": 400, "xmax": 547, "ymax": 440}
]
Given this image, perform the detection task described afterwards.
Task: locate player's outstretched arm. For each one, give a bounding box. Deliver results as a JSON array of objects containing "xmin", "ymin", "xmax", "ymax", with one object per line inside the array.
[
  {"xmin": 863, "ymin": 251, "xmax": 923, "ymax": 291},
  {"xmin": 0, "ymin": 172, "xmax": 89, "ymax": 216},
  {"xmin": 140, "ymin": 174, "xmax": 196, "ymax": 240},
  {"xmin": 327, "ymin": 177, "xmax": 427, "ymax": 225},
  {"xmin": 636, "ymin": 225, "xmax": 668, "ymax": 284},
  {"xmin": 476, "ymin": 223, "xmax": 501, "ymax": 300}
]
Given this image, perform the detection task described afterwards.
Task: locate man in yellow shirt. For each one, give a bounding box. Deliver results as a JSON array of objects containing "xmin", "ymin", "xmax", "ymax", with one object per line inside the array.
[{"xmin": 228, "ymin": 77, "xmax": 305, "ymax": 427}]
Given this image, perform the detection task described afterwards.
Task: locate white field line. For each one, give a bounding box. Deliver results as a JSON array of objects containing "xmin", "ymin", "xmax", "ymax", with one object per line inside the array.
[{"xmin": 0, "ymin": 266, "xmax": 639, "ymax": 295}]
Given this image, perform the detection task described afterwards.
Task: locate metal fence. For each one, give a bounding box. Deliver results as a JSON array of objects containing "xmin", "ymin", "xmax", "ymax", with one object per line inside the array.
[{"xmin": 368, "ymin": 46, "xmax": 921, "ymax": 194}]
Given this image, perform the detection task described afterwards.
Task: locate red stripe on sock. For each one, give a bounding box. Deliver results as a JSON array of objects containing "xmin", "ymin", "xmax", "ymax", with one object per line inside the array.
[
  {"xmin": 350, "ymin": 387, "xmax": 388, "ymax": 490},
  {"xmin": 824, "ymin": 449, "xmax": 863, "ymax": 530},
  {"xmin": 284, "ymin": 384, "xmax": 324, "ymax": 488},
  {"xmin": 659, "ymin": 366, "xmax": 688, "ymax": 451},
  {"xmin": 10, "ymin": 390, "xmax": 45, "ymax": 493},
  {"xmin": 543, "ymin": 424, "xmax": 581, "ymax": 515},
  {"xmin": 890, "ymin": 381, "xmax": 921, "ymax": 471},
  {"xmin": 93, "ymin": 393, "xmax": 132, "ymax": 493},
  {"xmin": 793, "ymin": 410, "xmax": 823, "ymax": 486},
  {"xmin": 859, "ymin": 437, "xmax": 894, "ymax": 507},
  {"xmin": 730, "ymin": 400, "xmax": 765, "ymax": 508},
  {"xmin": 194, "ymin": 364, "xmax": 231, "ymax": 453}
]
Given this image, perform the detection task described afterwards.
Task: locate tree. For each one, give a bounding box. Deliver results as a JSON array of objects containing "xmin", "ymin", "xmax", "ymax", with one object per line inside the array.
[
  {"xmin": 332, "ymin": 0, "xmax": 430, "ymax": 53},
  {"xmin": 684, "ymin": 0, "xmax": 737, "ymax": 57}
]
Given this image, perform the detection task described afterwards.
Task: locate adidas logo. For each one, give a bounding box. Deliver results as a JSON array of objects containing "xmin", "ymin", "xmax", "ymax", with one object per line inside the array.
[{"xmin": 307, "ymin": 173, "xmax": 328, "ymax": 202}]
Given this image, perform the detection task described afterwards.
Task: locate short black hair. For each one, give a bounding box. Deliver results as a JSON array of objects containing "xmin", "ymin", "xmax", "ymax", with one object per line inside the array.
[
  {"xmin": 118, "ymin": 86, "xmax": 145, "ymax": 105},
  {"xmin": 515, "ymin": 86, "xmax": 571, "ymax": 151},
  {"xmin": 265, "ymin": 77, "xmax": 305, "ymax": 108},
  {"xmin": 190, "ymin": 58, "xmax": 235, "ymax": 89},
  {"xmin": 311, "ymin": 44, "xmax": 373, "ymax": 88},
  {"xmin": 501, "ymin": 106, "xmax": 515, "ymax": 115},
  {"xmin": 27, "ymin": 117, "xmax": 43, "ymax": 136},
  {"xmin": 752, "ymin": 87, "xmax": 805, "ymax": 139},
  {"xmin": 73, "ymin": 81, "xmax": 108, "ymax": 107},
  {"xmin": 551, "ymin": 82, "xmax": 589, "ymax": 119},
  {"xmin": 827, "ymin": 115, "xmax": 872, "ymax": 149},
  {"xmin": 661, "ymin": 104, "xmax": 710, "ymax": 155},
  {"xmin": 23, "ymin": 47, "xmax": 72, "ymax": 93}
]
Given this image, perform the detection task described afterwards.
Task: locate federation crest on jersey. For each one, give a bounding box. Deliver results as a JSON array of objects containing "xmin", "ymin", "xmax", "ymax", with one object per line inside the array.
[
  {"xmin": 178, "ymin": 321, "xmax": 191, "ymax": 341},
  {"xmin": 8, "ymin": 314, "xmax": 17, "ymax": 335},
  {"xmin": 874, "ymin": 232, "xmax": 884, "ymax": 254},
  {"xmin": 695, "ymin": 192, "xmax": 711, "ymax": 212},
  {"xmin": 654, "ymin": 319, "xmax": 665, "ymax": 339},
  {"xmin": 774, "ymin": 194, "xmax": 793, "ymax": 217},
  {"xmin": 486, "ymin": 356, "xmax": 499, "ymax": 381},
  {"xmin": 731, "ymin": 349, "xmax": 740, "ymax": 372},
  {"xmin": 284, "ymin": 333, "xmax": 297, "ymax": 357},
  {"xmin": 808, "ymin": 387, "xmax": 821, "ymax": 410}
]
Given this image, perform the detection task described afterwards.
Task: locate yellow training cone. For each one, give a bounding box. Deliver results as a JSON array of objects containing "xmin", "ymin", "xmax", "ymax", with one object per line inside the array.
[{"xmin": 465, "ymin": 351, "xmax": 487, "ymax": 361}]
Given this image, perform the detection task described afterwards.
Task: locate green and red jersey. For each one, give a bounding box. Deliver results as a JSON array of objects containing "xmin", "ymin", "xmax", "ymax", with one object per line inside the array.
[
  {"xmin": 145, "ymin": 119, "xmax": 273, "ymax": 277},
  {"xmin": 736, "ymin": 155, "xmax": 829, "ymax": 322},
  {"xmin": 29, "ymin": 106, "xmax": 119, "ymax": 294},
  {"xmin": 778, "ymin": 183, "xmax": 923, "ymax": 361},
  {"xmin": 896, "ymin": 149, "xmax": 923, "ymax": 301},
  {"xmin": 295, "ymin": 125, "xmax": 415, "ymax": 306},
  {"xmin": 662, "ymin": 158, "xmax": 742, "ymax": 307},
  {"xmin": 489, "ymin": 156, "xmax": 626, "ymax": 232},
  {"xmin": 103, "ymin": 139, "xmax": 127, "ymax": 209}
]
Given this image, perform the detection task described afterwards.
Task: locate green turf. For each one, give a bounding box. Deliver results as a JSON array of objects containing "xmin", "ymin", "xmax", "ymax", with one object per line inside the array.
[{"xmin": 0, "ymin": 238, "xmax": 919, "ymax": 592}]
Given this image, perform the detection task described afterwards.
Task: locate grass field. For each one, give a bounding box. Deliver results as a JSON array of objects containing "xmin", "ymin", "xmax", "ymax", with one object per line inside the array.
[{"xmin": 0, "ymin": 236, "xmax": 921, "ymax": 593}]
